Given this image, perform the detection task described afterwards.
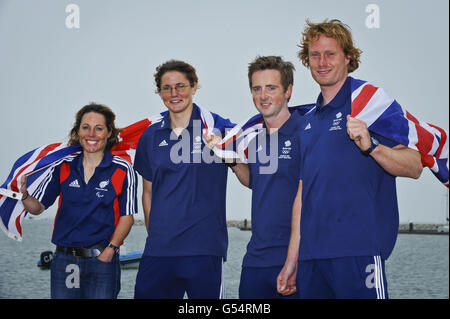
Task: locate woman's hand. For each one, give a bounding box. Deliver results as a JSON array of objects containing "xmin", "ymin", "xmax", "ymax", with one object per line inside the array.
[
  {"xmin": 204, "ymin": 134, "xmax": 222, "ymax": 149},
  {"xmin": 20, "ymin": 174, "xmax": 46, "ymax": 215},
  {"xmin": 97, "ymin": 246, "xmax": 115, "ymax": 263},
  {"xmin": 20, "ymin": 175, "xmax": 28, "ymax": 197}
]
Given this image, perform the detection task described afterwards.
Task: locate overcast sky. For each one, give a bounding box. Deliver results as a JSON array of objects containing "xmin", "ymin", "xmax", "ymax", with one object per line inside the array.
[{"xmin": 0, "ymin": 0, "xmax": 448, "ymax": 223}]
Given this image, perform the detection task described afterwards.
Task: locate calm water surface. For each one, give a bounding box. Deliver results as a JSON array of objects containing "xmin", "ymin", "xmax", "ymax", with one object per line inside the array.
[{"xmin": 0, "ymin": 219, "xmax": 448, "ymax": 299}]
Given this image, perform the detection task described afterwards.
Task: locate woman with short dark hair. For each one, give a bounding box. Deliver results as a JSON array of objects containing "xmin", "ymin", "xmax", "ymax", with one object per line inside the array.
[{"xmin": 133, "ymin": 60, "xmax": 234, "ymax": 299}]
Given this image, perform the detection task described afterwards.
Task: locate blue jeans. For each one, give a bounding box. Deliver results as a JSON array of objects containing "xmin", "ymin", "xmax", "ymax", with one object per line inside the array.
[{"xmin": 50, "ymin": 251, "xmax": 121, "ymax": 299}]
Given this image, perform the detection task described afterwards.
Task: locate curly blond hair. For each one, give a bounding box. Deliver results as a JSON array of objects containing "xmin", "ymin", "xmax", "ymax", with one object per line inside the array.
[{"xmin": 298, "ymin": 19, "xmax": 362, "ymax": 73}]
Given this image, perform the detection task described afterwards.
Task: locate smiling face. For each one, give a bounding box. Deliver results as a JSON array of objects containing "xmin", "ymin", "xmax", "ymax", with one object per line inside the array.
[
  {"xmin": 158, "ymin": 71, "xmax": 197, "ymax": 115},
  {"xmin": 77, "ymin": 112, "xmax": 111, "ymax": 154},
  {"xmin": 308, "ymin": 35, "xmax": 350, "ymax": 91},
  {"xmin": 251, "ymin": 69, "xmax": 292, "ymax": 120}
]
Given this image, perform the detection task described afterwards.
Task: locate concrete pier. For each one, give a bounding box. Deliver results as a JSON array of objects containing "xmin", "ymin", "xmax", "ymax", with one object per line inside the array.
[
  {"xmin": 226, "ymin": 221, "xmax": 449, "ymax": 234},
  {"xmin": 134, "ymin": 219, "xmax": 448, "ymax": 234},
  {"xmin": 398, "ymin": 223, "xmax": 449, "ymax": 235}
]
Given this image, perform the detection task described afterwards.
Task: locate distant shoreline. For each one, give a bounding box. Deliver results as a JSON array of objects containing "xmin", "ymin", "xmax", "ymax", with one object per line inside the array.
[
  {"xmin": 397, "ymin": 223, "xmax": 449, "ymax": 235},
  {"xmin": 131, "ymin": 219, "xmax": 449, "ymax": 234}
]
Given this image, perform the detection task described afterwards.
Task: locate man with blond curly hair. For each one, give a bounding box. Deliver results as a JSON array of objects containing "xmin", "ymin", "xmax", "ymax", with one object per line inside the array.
[{"xmin": 277, "ymin": 19, "xmax": 423, "ymax": 299}]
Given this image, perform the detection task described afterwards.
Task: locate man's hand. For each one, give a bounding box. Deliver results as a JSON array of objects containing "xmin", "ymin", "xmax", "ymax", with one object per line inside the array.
[
  {"xmin": 346, "ymin": 115, "xmax": 371, "ymax": 151},
  {"xmin": 277, "ymin": 261, "xmax": 298, "ymax": 296},
  {"xmin": 347, "ymin": 116, "xmax": 422, "ymax": 178}
]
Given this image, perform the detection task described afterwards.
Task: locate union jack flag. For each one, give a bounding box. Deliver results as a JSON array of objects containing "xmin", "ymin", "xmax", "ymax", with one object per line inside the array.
[
  {"xmin": 0, "ymin": 114, "xmax": 164, "ymax": 241},
  {"xmin": 213, "ymin": 105, "xmax": 314, "ymax": 161},
  {"xmin": 1, "ymin": 94, "xmax": 448, "ymax": 241},
  {"xmin": 349, "ymin": 77, "xmax": 448, "ymax": 187},
  {"xmin": 213, "ymin": 77, "xmax": 449, "ymax": 187},
  {"xmin": 0, "ymin": 107, "xmax": 239, "ymax": 241}
]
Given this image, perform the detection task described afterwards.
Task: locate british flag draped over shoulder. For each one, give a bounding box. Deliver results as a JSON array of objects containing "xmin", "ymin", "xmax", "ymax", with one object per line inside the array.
[
  {"xmin": 349, "ymin": 77, "xmax": 448, "ymax": 186},
  {"xmin": 1, "ymin": 78, "xmax": 448, "ymax": 241},
  {"xmin": 0, "ymin": 113, "xmax": 163, "ymax": 241}
]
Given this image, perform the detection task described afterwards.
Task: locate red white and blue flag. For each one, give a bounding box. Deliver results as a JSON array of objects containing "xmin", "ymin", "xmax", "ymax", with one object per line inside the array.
[
  {"xmin": 215, "ymin": 77, "xmax": 449, "ymax": 187},
  {"xmin": 0, "ymin": 114, "xmax": 164, "ymax": 241},
  {"xmin": 1, "ymin": 89, "xmax": 448, "ymax": 241},
  {"xmin": 349, "ymin": 77, "xmax": 448, "ymax": 187},
  {"xmin": 0, "ymin": 107, "xmax": 239, "ymax": 241},
  {"xmin": 213, "ymin": 105, "xmax": 314, "ymax": 161}
]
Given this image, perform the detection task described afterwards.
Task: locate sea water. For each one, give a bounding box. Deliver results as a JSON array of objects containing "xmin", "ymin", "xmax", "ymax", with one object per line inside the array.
[{"xmin": 0, "ymin": 219, "xmax": 448, "ymax": 299}]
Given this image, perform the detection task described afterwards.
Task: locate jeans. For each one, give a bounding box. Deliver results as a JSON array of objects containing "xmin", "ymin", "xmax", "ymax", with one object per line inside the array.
[{"xmin": 50, "ymin": 251, "xmax": 121, "ymax": 299}]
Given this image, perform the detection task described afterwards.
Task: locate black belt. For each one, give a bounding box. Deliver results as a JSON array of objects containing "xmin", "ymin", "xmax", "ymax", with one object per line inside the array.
[{"xmin": 56, "ymin": 245, "xmax": 106, "ymax": 258}]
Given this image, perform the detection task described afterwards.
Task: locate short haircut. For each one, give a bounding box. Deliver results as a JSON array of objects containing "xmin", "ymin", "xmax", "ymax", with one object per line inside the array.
[
  {"xmin": 154, "ymin": 60, "xmax": 198, "ymax": 91},
  {"xmin": 248, "ymin": 55, "xmax": 295, "ymax": 92}
]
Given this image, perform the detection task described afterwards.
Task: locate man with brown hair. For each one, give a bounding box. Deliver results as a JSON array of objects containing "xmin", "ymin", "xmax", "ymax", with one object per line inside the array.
[
  {"xmin": 232, "ymin": 56, "xmax": 304, "ymax": 298},
  {"xmin": 277, "ymin": 19, "xmax": 423, "ymax": 299}
]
